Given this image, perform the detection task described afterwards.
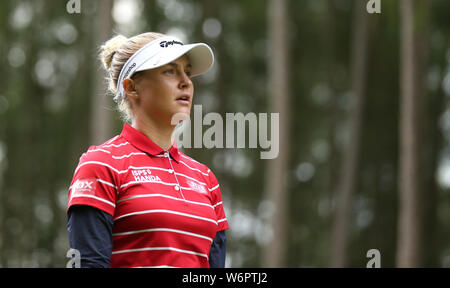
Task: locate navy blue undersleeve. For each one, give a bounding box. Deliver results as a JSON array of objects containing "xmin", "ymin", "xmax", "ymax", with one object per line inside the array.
[
  {"xmin": 209, "ymin": 230, "xmax": 226, "ymax": 268},
  {"xmin": 67, "ymin": 205, "xmax": 113, "ymax": 268}
]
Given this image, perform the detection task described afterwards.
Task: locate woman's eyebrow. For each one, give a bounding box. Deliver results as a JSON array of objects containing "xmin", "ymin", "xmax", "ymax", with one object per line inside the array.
[{"xmin": 167, "ymin": 62, "xmax": 192, "ymax": 69}]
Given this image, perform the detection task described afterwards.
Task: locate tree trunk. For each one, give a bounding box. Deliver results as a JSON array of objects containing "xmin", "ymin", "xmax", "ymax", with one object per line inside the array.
[
  {"xmin": 330, "ymin": 0, "xmax": 370, "ymax": 268},
  {"xmin": 90, "ymin": 0, "xmax": 114, "ymax": 144},
  {"xmin": 396, "ymin": 0, "xmax": 429, "ymax": 268},
  {"xmin": 262, "ymin": 0, "xmax": 291, "ymax": 267}
]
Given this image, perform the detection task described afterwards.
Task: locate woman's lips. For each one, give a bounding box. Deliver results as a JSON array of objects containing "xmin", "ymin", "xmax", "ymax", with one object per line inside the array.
[{"xmin": 176, "ymin": 94, "xmax": 191, "ymax": 104}]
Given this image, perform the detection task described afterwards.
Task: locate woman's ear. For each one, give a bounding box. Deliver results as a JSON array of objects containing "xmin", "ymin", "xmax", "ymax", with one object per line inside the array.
[{"xmin": 123, "ymin": 78, "xmax": 139, "ymax": 98}]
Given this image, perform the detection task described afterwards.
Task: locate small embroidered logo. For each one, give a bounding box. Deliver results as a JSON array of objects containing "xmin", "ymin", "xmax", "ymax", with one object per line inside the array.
[{"xmin": 187, "ymin": 180, "xmax": 208, "ymax": 195}]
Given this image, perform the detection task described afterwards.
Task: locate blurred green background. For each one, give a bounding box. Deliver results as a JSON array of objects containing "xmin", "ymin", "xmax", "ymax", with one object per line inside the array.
[{"xmin": 0, "ymin": 0, "xmax": 450, "ymax": 267}]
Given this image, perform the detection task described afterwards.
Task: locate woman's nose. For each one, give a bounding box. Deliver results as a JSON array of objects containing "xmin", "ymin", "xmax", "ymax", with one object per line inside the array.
[{"xmin": 179, "ymin": 72, "xmax": 192, "ymax": 89}]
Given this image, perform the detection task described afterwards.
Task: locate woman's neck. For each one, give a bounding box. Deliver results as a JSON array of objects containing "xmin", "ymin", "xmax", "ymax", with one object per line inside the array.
[{"xmin": 132, "ymin": 116, "xmax": 175, "ymax": 151}]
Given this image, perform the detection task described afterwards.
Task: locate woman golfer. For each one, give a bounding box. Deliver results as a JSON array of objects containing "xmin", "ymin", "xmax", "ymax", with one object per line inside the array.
[{"xmin": 67, "ymin": 32, "xmax": 228, "ymax": 268}]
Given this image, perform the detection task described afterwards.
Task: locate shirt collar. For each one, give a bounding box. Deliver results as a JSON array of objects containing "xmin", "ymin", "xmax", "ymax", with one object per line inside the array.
[{"xmin": 120, "ymin": 123, "xmax": 180, "ymax": 162}]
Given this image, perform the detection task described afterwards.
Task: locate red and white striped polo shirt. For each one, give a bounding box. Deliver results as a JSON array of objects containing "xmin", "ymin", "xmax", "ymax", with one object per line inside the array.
[{"xmin": 68, "ymin": 123, "xmax": 228, "ymax": 268}]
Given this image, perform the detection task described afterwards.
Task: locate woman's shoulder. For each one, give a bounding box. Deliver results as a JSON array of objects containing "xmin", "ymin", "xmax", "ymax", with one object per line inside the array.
[{"xmin": 78, "ymin": 134, "xmax": 133, "ymax": 163}]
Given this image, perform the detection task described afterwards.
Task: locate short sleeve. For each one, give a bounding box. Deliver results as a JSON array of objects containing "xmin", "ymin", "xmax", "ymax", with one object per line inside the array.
[
  {"xmin": 68, "ymin": 149, "xmax": 118, "ymax": 216},
  {"xmin": 208, "ymin": 170, "xmax": 229, "ymax": 231}
]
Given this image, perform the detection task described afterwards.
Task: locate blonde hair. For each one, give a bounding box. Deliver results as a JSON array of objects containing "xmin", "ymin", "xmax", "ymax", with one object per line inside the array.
[{"xmin": 99, "ymin": 32, "xmax": 165, "ymax": 123}]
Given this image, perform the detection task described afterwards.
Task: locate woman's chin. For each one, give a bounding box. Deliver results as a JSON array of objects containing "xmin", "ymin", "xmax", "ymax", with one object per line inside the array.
[
  {"xmin": 169, "ymin": 108, "xmax": 191, "ymax": 125},
  {"xmin": 175, "ymin": 105, "xmax": 191, "ymax": 116}
]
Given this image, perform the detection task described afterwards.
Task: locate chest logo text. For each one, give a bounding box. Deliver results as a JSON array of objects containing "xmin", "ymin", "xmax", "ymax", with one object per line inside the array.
[{"xmin": 132, "ymin": 169, "xmax": 162, "ymax": 183}]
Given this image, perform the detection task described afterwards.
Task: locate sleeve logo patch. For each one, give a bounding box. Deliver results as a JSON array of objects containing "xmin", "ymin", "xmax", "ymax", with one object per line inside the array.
[{"xmin": 71, "ymin": 178, "xmax": 96, "ymax": 197}]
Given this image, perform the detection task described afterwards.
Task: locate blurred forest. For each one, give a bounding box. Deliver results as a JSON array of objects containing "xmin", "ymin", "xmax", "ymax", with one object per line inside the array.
[{"xmin": 0, "ymin": 0, "xmax": 450, "ymax": 268}]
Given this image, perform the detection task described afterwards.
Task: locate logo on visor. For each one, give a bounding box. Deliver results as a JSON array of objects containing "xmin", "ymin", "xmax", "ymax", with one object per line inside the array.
[
  {"xmin": 123, "ymin": 62, "xmax": 136, "ymax": 79},
  {"xmin": 160, "ymin": 40, "xmax": 183, "ymax": 48}
]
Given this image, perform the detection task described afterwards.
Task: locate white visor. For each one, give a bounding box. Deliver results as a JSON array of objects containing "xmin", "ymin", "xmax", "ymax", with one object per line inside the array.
[{"xmin": 114, "ymin": 35, "xmax": 214, "ymax": 102}]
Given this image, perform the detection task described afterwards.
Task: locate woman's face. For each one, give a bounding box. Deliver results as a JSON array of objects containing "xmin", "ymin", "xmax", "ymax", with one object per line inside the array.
[{"xmin": 130, "ymin": 54, "xmax": 194, "ymax": 126}]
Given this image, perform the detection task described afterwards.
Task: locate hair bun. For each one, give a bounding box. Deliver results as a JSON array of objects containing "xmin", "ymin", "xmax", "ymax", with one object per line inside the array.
[{"xmin": 99, "ymin": 34, "xmax": 128, "ymax": 70}]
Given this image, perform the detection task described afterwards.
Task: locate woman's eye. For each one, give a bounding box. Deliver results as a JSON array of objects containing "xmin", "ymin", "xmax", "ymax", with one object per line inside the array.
[
  {"xmin": 185, "ymin": 71, "xmax": 192, "ymax": 77},
  {"xmin": 164, "ymin": 69, "xmax": 174, "ymax": 74}
]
